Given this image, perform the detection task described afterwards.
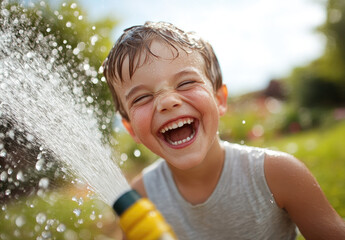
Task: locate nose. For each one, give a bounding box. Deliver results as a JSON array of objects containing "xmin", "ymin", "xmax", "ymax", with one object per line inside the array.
[{"xmin": 156, "ymin": 92, "xmax": 182, "ymax": 113}]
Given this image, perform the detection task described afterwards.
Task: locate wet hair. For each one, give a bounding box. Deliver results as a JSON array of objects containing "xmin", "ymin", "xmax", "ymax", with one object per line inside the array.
[{"xmin": 103, "ymin": 21, "xmax": 223, "ymax": 121}]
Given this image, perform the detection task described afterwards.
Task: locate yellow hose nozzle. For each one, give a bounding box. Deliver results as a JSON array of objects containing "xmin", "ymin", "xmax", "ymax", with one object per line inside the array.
[{"xmin": 113, "ymin": 190, "xmax": 177, "ymax": 240}]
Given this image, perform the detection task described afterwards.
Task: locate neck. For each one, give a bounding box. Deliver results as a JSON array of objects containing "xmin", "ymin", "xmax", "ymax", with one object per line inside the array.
[{"xmin": 168, "ymin": 138, "xmax": 225, "ymax": 204}]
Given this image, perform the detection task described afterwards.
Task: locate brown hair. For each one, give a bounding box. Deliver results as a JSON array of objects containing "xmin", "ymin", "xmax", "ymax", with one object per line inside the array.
[{"xmin": 103, "ymin": 21, "xmax": 223, "ymax": 121}]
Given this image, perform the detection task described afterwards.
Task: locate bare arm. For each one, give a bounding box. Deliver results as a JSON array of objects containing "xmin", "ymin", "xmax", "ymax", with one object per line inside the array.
[{"xmin": 265, "ymin": 152, "xmax": 345, "ymax": 239}]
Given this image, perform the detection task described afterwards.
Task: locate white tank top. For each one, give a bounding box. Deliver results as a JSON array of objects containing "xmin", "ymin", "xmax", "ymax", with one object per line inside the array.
[{"xmin": 143, "ymin": 142, "xmax": 297, "ymax": 240}]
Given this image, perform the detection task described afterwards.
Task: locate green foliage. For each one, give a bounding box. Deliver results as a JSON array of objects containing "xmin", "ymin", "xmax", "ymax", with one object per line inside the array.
[
  {"xmin": 219, "ymin": 96, "xmax": 283, "ymax": 143},
  {"xmin": 113, "ymin": 131, "xmax": 159, "ymax": 173},
  {"xmin": 0, "ymin": 191, "xmax": 118, "ymax": 240},
  {"xmin": 0, "ymin": 0, "xmax": 118, "ymax": 137},
  {"xmin": 283, "ymin": 0, "xmax": 345, "ymax": 129}
]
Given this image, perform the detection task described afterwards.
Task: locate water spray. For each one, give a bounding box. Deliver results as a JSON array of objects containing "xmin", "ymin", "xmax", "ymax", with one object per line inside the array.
[{"xmin": 0, "ymin": 2, "xmax": 177, "ymax": 239}]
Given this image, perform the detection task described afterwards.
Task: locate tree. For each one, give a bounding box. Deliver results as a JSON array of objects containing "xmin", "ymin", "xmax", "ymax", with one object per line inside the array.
[{"xmin": 282, "ymin": 0, "xmax": 345, "ymax": 130}]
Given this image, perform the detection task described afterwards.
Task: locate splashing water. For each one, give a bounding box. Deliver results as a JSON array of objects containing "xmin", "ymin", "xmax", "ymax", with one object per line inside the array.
[{"xmin": 0, "ymin": 4, "xmax": 129, "ymax": 208}]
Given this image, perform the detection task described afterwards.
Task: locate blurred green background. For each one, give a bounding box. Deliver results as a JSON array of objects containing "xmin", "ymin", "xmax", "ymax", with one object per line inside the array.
[{"xmin": 0, "ymin": 0, "xmax": 344, "ymax": 239}]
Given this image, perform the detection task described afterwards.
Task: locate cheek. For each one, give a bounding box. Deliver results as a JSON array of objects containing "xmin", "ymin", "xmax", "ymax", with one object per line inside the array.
[
  {"xmin": 181, "ymin": 86, "xmax": 217, "ymax": 106},
  {"xmin": 129, "ymin": 105, "xmax": 153, "ymax": 134}
]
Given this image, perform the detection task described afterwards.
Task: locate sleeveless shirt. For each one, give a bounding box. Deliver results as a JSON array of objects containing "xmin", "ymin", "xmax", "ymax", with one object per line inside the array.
[{"xmin": 143, "ymin": 142, "xmax": 297, "ymax": 240}]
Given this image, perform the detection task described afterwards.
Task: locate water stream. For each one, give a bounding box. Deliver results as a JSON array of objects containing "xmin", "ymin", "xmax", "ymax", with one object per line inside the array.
[
  {"xmin": 0, "ymin": 1, "xmax": 130, "ymax": 239},
  {"xmin": 0, "ymin": 25, "xmax": 130, "ymax": 205}
]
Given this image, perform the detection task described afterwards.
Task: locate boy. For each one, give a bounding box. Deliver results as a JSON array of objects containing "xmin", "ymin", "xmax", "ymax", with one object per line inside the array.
[{"xmin": 103, "ymin": 21, "xmax": 345, "ymax": 239}]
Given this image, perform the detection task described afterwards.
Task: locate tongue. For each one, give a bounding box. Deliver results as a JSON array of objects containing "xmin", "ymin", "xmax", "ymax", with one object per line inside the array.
[{"xmin": 165, "ymin": 125, "xmax": 193, "ymax": 142}]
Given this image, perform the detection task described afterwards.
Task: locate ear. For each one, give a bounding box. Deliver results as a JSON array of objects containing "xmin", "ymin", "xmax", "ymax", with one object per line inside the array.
[
  {"xmin": 215, "ymin": 84, "xmax": 228, "ymax": 116},
  {"xmin": 121, "ymin": 119, "xmax": 141, "ymax": 144}
]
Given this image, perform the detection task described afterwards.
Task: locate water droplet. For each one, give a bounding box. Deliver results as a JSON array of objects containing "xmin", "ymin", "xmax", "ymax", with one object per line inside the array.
[
  {"xmin": 134, "ymin": 149, "xmax": 141, "ymax": 157},
  {"xmin": 90, "ymin": 35, "xmax": 98, "ymax": 46},
  {"xmin": 35, "ymin": 159, "xmax": 45, "ymax": 171},
  {"xmin": 1, "ymin": 9, "xmax": 10, "ymax": 17},
  {"xmin": 66, "ymin": 21, "xmax": 72, "ymax": 28},
  {"xmin": 120, "ymin": 153, "xmax": 128, "ymax": 161},
  {"xmin": 52, "ymin": 49, "xmax": 58, "ymax": 56},
  {"xmin": 15, "ymin": 215, "xmax": 26, "ymax": 227},
  {"xmin": 70, "ymin": 3, "xmax": 77, "ymax": 9},
  {"xmin": 16, "ymin": 170, "xmax": 25, "ymax": 182},
  {"xmin": 38, "ymin": 178, "xmax": 49, "ymax": 189},
  {"xmin": 41, "ymin": 231, "xmax": 51, "ymax": 238},
  {"xmin": 26, "ymin": 52, "xmax": 34, "ymax": 59},
  {"xmin": 83, "ymin": 64, "xmax": 90, "ymax": 71},
  {"xmin": 0, "ymin": 171, "xmax": 8, "ymax": 181},
  {"xmin": 73, "ymin": 11, "xmax": 79, "ymax": 17},
  {"xmin": 77, "ymin": 42, "xmax": 85, "ymax": 51},
  {"xmin": 72, "ymin": 48, "xmax": 80, "ymax": 55},
  {"xmin": 86, "ymin": 96, "xmax": 93, "ymax": 103},
  {"xmin": 91, "ymin": 78, "xmax": 98, "ymax": 84},
  {"xmin": 0, "ymin": 149, "xmax": 7, "ymax": 158},
  {"xmin": 25, "ymin": 133, "xmax": 34, "ymax": 142},
  {"xmin": 7, "ymin": 130, "xmax": 14, "ymax": 139},
  {"xmin": 89, "ymin": 214, "xmax": 96, "ymax": 220},
  {"xmin": 96, "ymin": 222, "xmax": 103, "ymax": 228},
  {"xmin": 5, "ymin": 189, "xmax": 11, "ymax": 195},
  {"xmin": 73, "ymin": 208, "xmax": 81, "ymax": 217},
  {"xmin": 56, "ymin": 223, "xmax": 66, "ymax": 232},
  {"xmin": 36, "ymin": 213, "xmax": 46, "ymax": 224},
  {"xmin": 242, "ymin": 120, "xmax": 246, "ymax": 124}
]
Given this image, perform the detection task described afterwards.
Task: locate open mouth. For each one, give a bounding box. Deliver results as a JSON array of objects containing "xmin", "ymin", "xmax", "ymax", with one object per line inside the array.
[{"xmin": 159, "ymin": 117, "xmax": 197, "ymax": 147}]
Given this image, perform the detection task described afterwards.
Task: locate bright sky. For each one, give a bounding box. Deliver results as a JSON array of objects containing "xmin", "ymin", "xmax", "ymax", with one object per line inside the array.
[{"xmin": 80, "ymin": 0, "xmax": 326, "ymax": 96}]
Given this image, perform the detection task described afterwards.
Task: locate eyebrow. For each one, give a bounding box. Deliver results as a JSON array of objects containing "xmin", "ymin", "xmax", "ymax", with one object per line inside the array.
[
  {"xmin": 125, "ymin": 68, "xmax": 201, "ymax": 101},
  {"xmin": 125, "ymin": 84, "xmax": 147, "ymax": 101},
  {"xmin": 173, "ymin": 68, "xmax": 201, "ymax": 80}
]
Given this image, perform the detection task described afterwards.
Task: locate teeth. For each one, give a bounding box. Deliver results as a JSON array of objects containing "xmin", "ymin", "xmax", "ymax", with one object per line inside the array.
[
  {"xmin": 160, "ymin": 118, "xmax": 194, "ymax": 134},
  {"xmin": 168, "ymin": 129, "xmax": 195, "ymax": 146}
]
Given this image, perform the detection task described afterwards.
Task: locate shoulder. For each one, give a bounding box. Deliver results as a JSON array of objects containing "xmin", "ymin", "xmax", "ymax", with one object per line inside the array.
[
  {"xmin": 130, "ymin": 173, "xmax": 147, "ymax": 198},
  {"xmin": 264, "ymin": 150, "xmax": 345, "ymax": 238},
  {"xmin": 130, "ymin": 159, "xmax": 165, "ymax": 198},
  {"xmin": 263, "ymin": 150, "xmax": 311, "ymax": 208}
]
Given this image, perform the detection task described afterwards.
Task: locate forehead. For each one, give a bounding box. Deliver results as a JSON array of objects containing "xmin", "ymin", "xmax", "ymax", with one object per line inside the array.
[{"xmin": 120, "ymin": 40, "xmax": 205, "ymax": 82}]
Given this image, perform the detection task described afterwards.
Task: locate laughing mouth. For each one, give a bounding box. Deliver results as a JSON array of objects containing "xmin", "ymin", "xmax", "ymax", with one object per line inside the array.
[{"xmin": 159, "ymin": 117, "xmax": 196, "ymax": 146}]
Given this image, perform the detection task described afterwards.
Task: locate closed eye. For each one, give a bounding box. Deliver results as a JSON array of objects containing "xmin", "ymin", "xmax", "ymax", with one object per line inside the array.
[
  {"xmin": 177, "ymin": 80, "xmax": 197, "ymax": 89},
  {"xmin": 132, "ymin": 94, "xmax": 152, "ymax": 104}
]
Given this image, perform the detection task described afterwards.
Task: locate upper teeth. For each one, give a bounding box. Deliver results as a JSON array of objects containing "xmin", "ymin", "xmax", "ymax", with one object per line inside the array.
[{"xmin": 160, "ymin": 118, "xmax": 194, "ymax": 133}]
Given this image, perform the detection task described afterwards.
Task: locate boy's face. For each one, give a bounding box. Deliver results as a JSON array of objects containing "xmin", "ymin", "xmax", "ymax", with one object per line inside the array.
[{"xmin": 115, "ymin": 40, "xmax": 227, "ymax": 170}]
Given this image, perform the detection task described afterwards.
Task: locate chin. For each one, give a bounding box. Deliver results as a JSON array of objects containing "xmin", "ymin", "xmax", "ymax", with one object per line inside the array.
[{"xmin": 168, "ymin": 156, "xmax": 204, "ymax": 171}]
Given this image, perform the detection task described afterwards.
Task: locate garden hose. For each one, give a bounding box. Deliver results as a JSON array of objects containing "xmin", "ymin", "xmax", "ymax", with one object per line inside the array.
[{"xmin": 113, "ymin": 190, "xmax": 177, "ymax": 240}]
